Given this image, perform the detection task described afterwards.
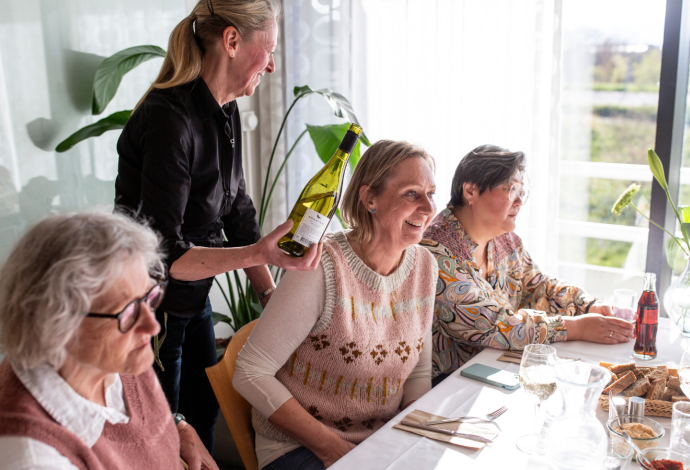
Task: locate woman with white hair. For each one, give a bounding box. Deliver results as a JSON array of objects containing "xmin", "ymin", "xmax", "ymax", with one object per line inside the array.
[{"xmin": 0, "ymin": 211, "xmax": 218, "ymax": 470}]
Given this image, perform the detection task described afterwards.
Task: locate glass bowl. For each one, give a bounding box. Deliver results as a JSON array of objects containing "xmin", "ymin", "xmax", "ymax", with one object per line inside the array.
[
  {"xmin": 636, "ymin": 447, "xmax": 690, "ymax": 470},
  {"xmin": 607, "ymin": 414, "xmax": 665, "ymax": 459}
]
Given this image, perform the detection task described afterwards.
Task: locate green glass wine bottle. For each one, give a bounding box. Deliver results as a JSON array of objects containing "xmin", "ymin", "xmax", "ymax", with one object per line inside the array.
[{"xmin": 278, "ymin": 123, "xmax": 363, "ymax": 257}]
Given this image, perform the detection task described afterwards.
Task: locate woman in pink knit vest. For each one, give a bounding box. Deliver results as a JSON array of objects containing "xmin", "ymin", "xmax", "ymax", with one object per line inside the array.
[
  {"xmin": 234, "ymin": 140, "xmax": 439, "ymax": 470},
  {"xmin": 0, "ymin": 211, "xmax": 218, "ymax": 470}
]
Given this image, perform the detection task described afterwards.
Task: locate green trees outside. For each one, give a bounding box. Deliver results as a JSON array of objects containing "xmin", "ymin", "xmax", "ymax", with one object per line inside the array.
[{"xmin": 571, "ymin": 44, "xmax": 660, "ymax": 269}]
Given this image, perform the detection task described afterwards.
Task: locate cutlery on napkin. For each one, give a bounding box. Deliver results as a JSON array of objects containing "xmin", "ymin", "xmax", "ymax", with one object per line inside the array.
[
  {"xmin": 393, "ymin": 409, "xmax": 499, "ymax": 450},
  {"xmin": 497, "ymin": 351, "xmax": 581, "ymax": 364}
]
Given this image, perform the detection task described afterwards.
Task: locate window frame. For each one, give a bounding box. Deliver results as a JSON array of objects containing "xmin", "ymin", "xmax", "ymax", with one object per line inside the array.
[{"xmin": 646, "ymin": 0, "xmax": 690, "ymax": 313}]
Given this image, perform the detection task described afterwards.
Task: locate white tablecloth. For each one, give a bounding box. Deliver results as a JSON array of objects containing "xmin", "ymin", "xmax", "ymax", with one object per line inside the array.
[{"xmin": 331, "ymin": 318, "xmax": 685, "ymax": 470}]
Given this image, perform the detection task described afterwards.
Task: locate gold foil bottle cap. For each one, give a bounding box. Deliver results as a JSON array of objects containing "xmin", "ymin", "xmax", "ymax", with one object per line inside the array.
[{"xmin": 348, "ymin": 123, "xmax": 363, "ymax": 135}]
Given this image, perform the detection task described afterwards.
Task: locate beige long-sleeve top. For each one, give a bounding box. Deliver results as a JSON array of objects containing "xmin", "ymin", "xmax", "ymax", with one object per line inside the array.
[{"xmin": 233, "ymin": 263, "xmax": 432, "ymax": 468}]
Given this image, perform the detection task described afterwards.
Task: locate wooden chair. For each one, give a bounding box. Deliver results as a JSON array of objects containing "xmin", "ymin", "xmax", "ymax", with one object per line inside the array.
[{"xmin": 206, "ymin": 319, "xmax": 259, "ymax": 470}]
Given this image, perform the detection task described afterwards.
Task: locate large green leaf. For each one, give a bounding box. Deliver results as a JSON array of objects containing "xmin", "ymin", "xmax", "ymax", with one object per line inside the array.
[
  {"xmin": 294, "ymin": 85, "xmax": 371, "ymax": 146},
  {"xmin": 648, "ymin": 149, "xmax": 668, "ymax": 191},
  {"xmin": 92, "ymin": 45, "xmax": 165, "ymax": 115},
  {"xmin": 306, "ymin": 123, "xmax": 364, "ymax": 173},
  {"xmin": 666, "ymin": 236, "xmax": 687, "ymax": 274},
  {"xmin": 55, "ymin": 110, "xmax": 131, "ymax": 152}
]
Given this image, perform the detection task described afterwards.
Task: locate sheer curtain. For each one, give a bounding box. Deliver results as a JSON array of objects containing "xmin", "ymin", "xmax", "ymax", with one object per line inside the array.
[{"xmin": 283, "ymin": 0, "xmax": 563, "ymax": 274}]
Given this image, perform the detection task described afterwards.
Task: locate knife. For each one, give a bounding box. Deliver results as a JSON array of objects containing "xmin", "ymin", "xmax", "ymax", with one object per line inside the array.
[{"xmin": 400, "ymin": 420, "xmax": 494, "ymax": 444}]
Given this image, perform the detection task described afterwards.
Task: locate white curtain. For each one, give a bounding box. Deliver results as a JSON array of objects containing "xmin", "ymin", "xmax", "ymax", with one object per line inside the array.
[{"xmin": 283, "ymin": 0, "xmax": 563, "ymax": 274}]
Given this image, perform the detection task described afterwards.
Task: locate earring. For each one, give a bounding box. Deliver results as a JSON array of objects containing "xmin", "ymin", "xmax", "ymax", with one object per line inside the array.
[{"xmin": 369, "ymin": 208, "xmax": 376, "ymax": 213}]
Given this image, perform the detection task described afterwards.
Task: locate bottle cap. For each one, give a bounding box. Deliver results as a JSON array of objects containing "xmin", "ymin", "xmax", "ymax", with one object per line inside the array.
[
  {"xmin": 338, "ymin": 125, "xmax": 363, "ymax": 154},
  {"xmin": 629, "ymin": 396, "xmax": 645, "ymax": 417}
]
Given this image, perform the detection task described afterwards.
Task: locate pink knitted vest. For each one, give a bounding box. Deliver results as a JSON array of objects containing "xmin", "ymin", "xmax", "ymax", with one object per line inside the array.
[
  {"xmin": 0, "ymin": 361, "xmax": 183, "ymax": 470},
  {"xmin": 253, "ymin": 231, "xmax": 437, "ymax": 444}
]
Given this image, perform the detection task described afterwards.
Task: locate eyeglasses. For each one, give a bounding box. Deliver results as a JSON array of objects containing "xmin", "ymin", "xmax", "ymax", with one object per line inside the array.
[
  {"xmin": 507, "ymin": 183, "xmax": 529, "ymax": 203},
  {"xmin": 87, "ymin": 280, "xmax": 167, "ymax": 333}
]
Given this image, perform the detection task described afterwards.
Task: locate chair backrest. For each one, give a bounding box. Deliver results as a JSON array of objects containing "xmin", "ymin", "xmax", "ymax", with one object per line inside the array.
[{"xmin": 206, "ymin": 319, "xmax": 258, "ymax": 470}]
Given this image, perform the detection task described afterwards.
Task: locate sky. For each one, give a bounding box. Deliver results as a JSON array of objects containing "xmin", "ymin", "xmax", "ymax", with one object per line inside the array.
[{"xmin": 564, "ymin": 0, "xmax": 666, "ymax": 46}]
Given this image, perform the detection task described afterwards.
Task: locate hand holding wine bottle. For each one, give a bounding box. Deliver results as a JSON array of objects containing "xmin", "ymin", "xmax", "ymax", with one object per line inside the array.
[
  {"xmin": 254, "ymin": 219, "xmax": 324, "ymax": 271},
  {"xmin": 278, "ymin": 124, "xmax": 363, "ymax": 257}
]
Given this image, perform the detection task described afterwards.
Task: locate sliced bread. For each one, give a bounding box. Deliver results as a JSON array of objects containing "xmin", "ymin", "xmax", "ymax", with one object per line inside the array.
[
  {"xmin": 645, "ymin": 379, "xmax": 666, "ymax": 400},
  {"xmin": 668, "ymin": 376, "xmax": 683, "ymax": 393},
  {"xmin": 603, "ymin": 371, "xmax": 636, "ymax": 395},
  {"xmin": 622, "ymin": 377, "xmax": 651, "ymax": 397},
  {"xmin": 610, "ymin": 362, "xmax": 637, "ymax": 375},
  {"xmin": 647, "ymin": 368, "xmax": 669, "ymax": 382},
  {"xmin": 673, "ymin": 395, "xmax": 690, "ymax": 402},
  {"xmin": 662, "ymin": 387, "xmax": 675, "ymax": 402}
]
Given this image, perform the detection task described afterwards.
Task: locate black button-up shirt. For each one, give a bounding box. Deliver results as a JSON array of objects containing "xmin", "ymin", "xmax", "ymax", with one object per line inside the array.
[{"xmin": 115, "ymin": 78, "xmax": 261, "ymax": 317}]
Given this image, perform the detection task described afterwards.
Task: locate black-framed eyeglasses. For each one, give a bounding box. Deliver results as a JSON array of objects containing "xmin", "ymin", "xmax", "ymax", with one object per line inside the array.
[{"xmin": 87, "ymin": 280, "xmax": 167, "ymax": 333}]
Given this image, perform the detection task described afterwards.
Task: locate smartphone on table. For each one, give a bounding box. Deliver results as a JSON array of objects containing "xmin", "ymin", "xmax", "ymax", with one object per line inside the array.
[{"xmin": 460, "ymin": 363, "xmax": 520, "ymax": 390}]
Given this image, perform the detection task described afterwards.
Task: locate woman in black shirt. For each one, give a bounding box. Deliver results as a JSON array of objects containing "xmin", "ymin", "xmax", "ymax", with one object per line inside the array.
[{"xmin": 115, "ymin": 0, "xmax": 321, "ymax": 453}]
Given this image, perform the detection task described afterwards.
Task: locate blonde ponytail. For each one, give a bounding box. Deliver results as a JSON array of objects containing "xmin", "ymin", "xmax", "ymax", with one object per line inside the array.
[{"xmin": 136, "ymin": 0, "xmax": 281, "ymax": 108}]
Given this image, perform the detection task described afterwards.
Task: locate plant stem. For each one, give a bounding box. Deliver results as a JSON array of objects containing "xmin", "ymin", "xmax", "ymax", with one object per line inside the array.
[
  {"xmin": 259, "ymin": 128, "xmax": 309, "ymax": 227},
  {"xmin": 662, "ymin": 184, "xmax": 690, "ymax": 249},
  {"xmin": 631, "ymin": 202, "xmax": 690, "ymax": 257},
  {"xmin": 259, "ymin": 92, "xmax": 312, "ymax": 231}
]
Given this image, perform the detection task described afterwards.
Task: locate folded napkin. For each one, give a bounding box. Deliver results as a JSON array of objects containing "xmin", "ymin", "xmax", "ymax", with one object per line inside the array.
[
  {"xmin": 393, "ymin": 409, "xmax": 498, "ymax": 450},
  {"xmin": 497, "ymin": 351, "xmax": 580, "ymax": 364}
]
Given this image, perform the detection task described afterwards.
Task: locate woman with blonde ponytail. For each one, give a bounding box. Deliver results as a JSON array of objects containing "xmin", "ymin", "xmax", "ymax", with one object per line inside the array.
[{"xmin": 115, "ymin": 0, "xmax": 323, "ymax": 453}]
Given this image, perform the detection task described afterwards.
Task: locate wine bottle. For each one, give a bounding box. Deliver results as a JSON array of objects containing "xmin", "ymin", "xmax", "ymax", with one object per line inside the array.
[
  {"xmin": 278, "ymin": 123, "xmax": 363, "ymax": 257},
  {"xmin": 633, "ymin": 272, "xmax": 658, "ymax": 360}
]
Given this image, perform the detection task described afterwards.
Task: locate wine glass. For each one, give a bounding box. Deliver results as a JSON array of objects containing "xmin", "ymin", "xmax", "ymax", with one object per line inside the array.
[
  {"xmin": 516, "ymin": 343, "xmax": 558, "ymax": 455},
  {"xmin": 679, "ymin": 340, "xmax": 690, "ymax": 398}
]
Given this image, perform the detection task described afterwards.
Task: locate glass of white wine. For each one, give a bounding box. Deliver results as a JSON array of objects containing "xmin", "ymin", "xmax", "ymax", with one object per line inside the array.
[{"xmin": 516, "ymin": 343, "xmax": 558, "ymax": 455}]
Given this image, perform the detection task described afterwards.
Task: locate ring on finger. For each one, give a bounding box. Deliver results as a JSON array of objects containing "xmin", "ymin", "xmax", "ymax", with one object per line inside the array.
[{"xmin": 609, "ymin": 330, "xmax": 613, "ymax": 338}]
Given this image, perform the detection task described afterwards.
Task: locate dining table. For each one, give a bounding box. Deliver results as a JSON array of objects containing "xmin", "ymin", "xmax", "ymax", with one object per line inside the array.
[{"xmin": 330, "ymin": 317, "xmax": 685, "ymax": 470}]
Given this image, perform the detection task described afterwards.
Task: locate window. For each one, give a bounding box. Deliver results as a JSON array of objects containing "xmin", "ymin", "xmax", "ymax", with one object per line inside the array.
[{"xmin": 557, "ymin": 0, "xmax": 666, "ymax": 301}]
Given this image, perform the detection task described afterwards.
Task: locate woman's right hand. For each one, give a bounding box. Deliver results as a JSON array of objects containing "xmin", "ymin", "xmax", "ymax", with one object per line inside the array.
[
  {"xmin": 253, "ymin": 220, "xmax": 323, "ymax": 271},
  {"xmin": 564, "ymin": 314, "xmax": 635, "ymax": 344},
  {"xmin": 317, "ymin": 436, "xmax": 357, "ymax": 468}
]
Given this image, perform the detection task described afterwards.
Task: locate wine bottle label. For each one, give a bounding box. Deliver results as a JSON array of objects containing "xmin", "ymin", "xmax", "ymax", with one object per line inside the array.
[
  {"xmin": 292, "ymin": 208, "xmax": 330, "ymax": 247},
  {"xmin": 640, "ymin": 307, "xmax": 658, "ymax": 325}
]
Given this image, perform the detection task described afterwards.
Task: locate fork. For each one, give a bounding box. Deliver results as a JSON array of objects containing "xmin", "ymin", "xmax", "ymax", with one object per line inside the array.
[{"xmin": 424, "ymin": 406, "xmax": 508, "ymax": 432}]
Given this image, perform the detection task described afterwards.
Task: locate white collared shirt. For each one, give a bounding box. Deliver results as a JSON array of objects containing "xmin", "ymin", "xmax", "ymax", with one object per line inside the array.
[{"xmin": 0, "ymin": 362, "xmax": 129, "ymax": 470}]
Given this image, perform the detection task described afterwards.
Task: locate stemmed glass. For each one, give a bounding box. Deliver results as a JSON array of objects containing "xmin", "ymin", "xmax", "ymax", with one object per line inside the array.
[
  {"xmin": 516, "ymin": 344, "xmax": 558, "ymax": 455},
  {"xmin": 679, "ymin": 340, "xmax": 690, "ymax": 400}
]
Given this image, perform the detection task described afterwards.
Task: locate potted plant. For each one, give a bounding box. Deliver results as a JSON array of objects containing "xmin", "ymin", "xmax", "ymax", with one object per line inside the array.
[
  {"xmin": 612, "ymin": 149, "xmax": 690, "ymax": 334},
  {"xmin": 56, "ymin": 46, "xmax": 370, "ymax": 346}
]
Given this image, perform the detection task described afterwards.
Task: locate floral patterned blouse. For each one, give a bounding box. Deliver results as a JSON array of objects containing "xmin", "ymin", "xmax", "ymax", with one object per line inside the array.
[{"xmin": 420, "ymin": 208, "xmax": 595, "ymax": 377}]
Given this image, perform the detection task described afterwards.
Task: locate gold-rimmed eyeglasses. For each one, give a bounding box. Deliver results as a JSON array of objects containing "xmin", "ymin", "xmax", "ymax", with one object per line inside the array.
[{"xmin": 507, "ymin": 183, "xmax": 529, "ymax": 203}]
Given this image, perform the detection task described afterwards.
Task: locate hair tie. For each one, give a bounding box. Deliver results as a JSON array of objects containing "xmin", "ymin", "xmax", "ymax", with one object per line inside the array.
[{"xmin": 206, "ymin": 0, "xmax": 215, "ymax": 16}]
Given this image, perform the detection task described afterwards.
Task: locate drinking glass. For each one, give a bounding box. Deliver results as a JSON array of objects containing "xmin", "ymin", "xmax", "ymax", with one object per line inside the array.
[
  {"xmin": 679, "ymin": 346, "xmax": 690, "ymax": 398},
  {"xmin": 516, "ymin": 343, "xmax": 558, "ymax": 455},
  {"xmin": 605, "ymin": 435, "xmax": 634, "ymax": 470},
  {"xmin": 672, "ymin": 400, "xmax": 690, "ymax": 453},
  {"xmin": 613, "ymin": 289, "xmax": 637, "ymax": 322}
]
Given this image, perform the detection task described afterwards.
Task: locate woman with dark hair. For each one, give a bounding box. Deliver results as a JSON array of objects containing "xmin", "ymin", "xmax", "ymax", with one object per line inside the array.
[
  {"xmin": 115, "ymin": 0, "xmax": 322, "ymax": 451},
  {"xmin": 421, "ymin": 145, "xmax": 634, "ymax": 383}
]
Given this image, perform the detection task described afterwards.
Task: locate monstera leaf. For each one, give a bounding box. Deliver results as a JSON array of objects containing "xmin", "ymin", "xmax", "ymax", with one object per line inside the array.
[
  {"xmin": 306, "ymin": 123, "xmax": 365, "ymax": 173},
  {"xmin": 92, "ymin": 45, "xmax": 165, "ymax": 115},
  {"xmin": 294, "ymin": 85, "xmax": 371, "ymax": 146},
  {"xmin": 55, "ymin": 110, "xmax": 131, "ymax": 152}
]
